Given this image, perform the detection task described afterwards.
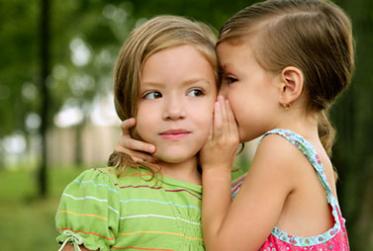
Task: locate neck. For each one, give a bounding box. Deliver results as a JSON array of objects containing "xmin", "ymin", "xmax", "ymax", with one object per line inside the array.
[
  {"xmin": 275, "ymin": 106, "xmax": 320, "ymax": 142},
  {"xmin": 274, "ymin": 108, "xmax": 332, "ymax": 170},
  {"xmin": 157, "ymin": 157, "xmax": 201, "ymax": 185}
]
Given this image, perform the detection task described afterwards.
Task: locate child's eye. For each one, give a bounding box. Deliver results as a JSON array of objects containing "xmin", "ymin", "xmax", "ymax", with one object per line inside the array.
[
  {"xmin": 143, "ymin": 91, "xmax": 162, "ymax": 99},
  {"xmin": 187, "ymin": 88, "xmax": 205, "ymax": 97},
  {"xmin": 223, "ymin": 75, "xmax": 238, "ymax": 85}
]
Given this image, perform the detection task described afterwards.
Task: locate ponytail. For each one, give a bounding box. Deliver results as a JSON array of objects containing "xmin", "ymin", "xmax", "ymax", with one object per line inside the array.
[{"xmin": 318, "ymin": 111, "xmax": 336, "ymax": 156}]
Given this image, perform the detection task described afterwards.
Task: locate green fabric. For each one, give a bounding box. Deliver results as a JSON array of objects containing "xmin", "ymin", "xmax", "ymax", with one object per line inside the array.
[{"xmin": 56, "ymin": 166, "xmax": 247, "ymax": 250}]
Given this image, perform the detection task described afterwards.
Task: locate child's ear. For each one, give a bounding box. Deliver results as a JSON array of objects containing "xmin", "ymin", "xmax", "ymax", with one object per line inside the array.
[{"xmin": 278, "ymin": 66, "xmax": 304, "ymax": 106}]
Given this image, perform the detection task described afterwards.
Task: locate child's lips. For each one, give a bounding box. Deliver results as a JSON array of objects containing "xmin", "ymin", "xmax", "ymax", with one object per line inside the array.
[{"xmin": 159, "ymin": 129, "xmax": 192, "ymax": 140}]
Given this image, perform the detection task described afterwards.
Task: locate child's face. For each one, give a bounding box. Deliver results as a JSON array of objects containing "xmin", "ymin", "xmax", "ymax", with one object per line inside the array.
[
  {"xmin": 217, "ymin": 41, "xmax": 281, "ymax": 141},
  {"xmin": 136, "ymin": 45, "xmax": 217, "ymax": 164}
]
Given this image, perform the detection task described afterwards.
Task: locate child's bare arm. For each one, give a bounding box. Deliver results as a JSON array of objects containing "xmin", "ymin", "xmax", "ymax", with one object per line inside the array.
[
  {"xmin": 203, "ymin": 133, "xmax": 297, "ymax": 250},
  {"xmin": 200, "ymin": 96, "xmax": 239, "ymax": 249},
  {"xmin": 200, "ymin": 97, "xmax": 295, "ymax": 250}
]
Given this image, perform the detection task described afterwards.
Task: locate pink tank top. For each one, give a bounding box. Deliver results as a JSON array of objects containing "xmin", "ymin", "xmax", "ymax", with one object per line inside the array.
[{"xmin": 260, "ymin": 129, "xmax": 349, "ymax": 251}]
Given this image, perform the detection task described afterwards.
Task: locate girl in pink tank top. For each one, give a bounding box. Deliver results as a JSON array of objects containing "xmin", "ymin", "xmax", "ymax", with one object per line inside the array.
[{"xmin": 198, "ymin": 0, "xmax": 354, "ymax": 250}]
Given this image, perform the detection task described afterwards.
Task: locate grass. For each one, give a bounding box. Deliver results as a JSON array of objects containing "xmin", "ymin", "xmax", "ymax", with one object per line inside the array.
[{"xmin": 0, "ymin": 167, "xmax": 83, "ymax": 251}]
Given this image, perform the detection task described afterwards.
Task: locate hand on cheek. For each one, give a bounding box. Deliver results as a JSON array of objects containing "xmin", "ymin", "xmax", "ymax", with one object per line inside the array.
[
  {"xmin": 115, "ymin": 118, "xmax": 157, "ymax": 163},
  {"xmin": 200, "ymin": 96, "xmax": 239, "ymax": 171}
]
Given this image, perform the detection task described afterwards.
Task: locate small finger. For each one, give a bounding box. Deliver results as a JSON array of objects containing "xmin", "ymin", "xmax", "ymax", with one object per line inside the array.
[
  {"xmin": 225, "ymin": 99, "xmax": 233, "ymax": 131},
  {"xmin": 218, "ymin": 96, "xmax": 230, "ymax": 142},
  {"xmin": 114, "ymin": 145, "xmax": 130, "ymax": 155},
  {"xmin": 120, "ymin": 118, "xmax": 136, "ymax": 135},
  {"xmin": 119, "ymin": 137, "xmax": 155, "ymax": 153},
  {"xmin": 115, "ymin": 146, "xmax": 156, "ymax": 163},
  {"xmin": 225, "ymin": 100, "xmax": 239, "ymax": 138},
  {"xmin": 133, "ymin": 154, "xmax": 157, "ymax": 163},
  {"xmin": 207, "ymin": 122, "xmax": 213, "ymax": 141},
  {"xmin": 214, "ymin": 100, "xmax": 223, "ymax": 138},
  {"xmin": 219, "ymin": 96, "xmax": 229, "ymax": 130},
  {"xmin": 132, "ymin": 151, "xmax": 156, "ymax": 163}
]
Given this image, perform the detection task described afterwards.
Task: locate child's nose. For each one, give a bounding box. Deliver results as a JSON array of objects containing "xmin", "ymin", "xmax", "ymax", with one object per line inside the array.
[{"xmin": 162, "ymin": 97, "xmax": 186, "ymax": 120}]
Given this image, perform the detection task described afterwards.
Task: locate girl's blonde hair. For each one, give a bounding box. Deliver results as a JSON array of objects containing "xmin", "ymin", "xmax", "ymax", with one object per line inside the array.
[
  {"xmin": 219, "ymin": 0, "xmax": 354, "ymax": 155},
  {"xmin": 108, "ymin": 15, "xmax": 217, "ymax": 173}
]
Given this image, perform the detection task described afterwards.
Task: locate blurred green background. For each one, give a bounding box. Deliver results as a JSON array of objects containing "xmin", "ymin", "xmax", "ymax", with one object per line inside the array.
[{"xmin": 0, "ymin": 0, "xmax": 372, "ymax": 250}]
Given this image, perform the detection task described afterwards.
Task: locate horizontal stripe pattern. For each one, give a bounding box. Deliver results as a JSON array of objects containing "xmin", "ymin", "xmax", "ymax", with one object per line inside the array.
[
  {"xmin": 61, "ymin": 192, "xmax": 120, "ymax": 215},
  {"xmin": 112, "ymin": 246, "xmax": 174, "ymax": 251},
  {"xmin": 58, "ymin": 228, "xmax": 114, "ymax": 241},
  {"xmin": 120, "ymin": 198, "xmax": 200, "ymax": 210},
  {"xmin": 119, "ymin": 231, "xmax": 203, "ymax": 241},
  {"xmin": 56, "ymin": 167, "xmax": 247, "ymax": 250},
  {"xmin": 120, "ymin": 185, "xmax": 201, "ymax": 200},
  {"xmin": 58, "ymin": 209, "xmax": 108, "ymax": 221},
  {"xmin": 120, "ymin": 214, "xmax": 200, "ymax": 226},
  {"xmin": 73, "ymin": 179, "xmax": 119, "ymax": 193},
  {"xmin": 63, "ymin": 192, "xmax": 108, "ymax": 203}
]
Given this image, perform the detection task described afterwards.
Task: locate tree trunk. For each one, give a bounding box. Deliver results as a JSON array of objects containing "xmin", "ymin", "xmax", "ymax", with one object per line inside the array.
[
  {"xmin": 74, "ymin": 120, "xmax": 85, "ymax": 168},
  {"xmin": 37, "ymin": 0, "xmax": 50, "ymax": 198}
]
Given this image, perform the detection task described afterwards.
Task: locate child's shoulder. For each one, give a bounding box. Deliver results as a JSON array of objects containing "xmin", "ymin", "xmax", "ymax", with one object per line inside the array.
[
  {"xmin": 56, "ymin": 167, "xmax": 121, "ymax": 250},
  {"xmin": 63, "ymin": 167, "xmax": 120, "ymax": 195},
  {"xmin": 257, "ymin": 132, "xmax": 301, "ymax": 161},
  {"xmin": 252, "ymin": 131, "xmax": 309, "ymax": 181},
  {"xmin": 71, "ymin": 166, "xmax": 156, "ymax": 186},
  {"xmin": 74, "ymin": 166, "xmax": 118, "ymax": 183}
]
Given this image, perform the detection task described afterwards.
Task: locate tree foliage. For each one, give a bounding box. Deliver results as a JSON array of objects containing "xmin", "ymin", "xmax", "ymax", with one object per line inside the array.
[{"xmin": 0, "ymin": 0, "xmax": 372, "ymax": 249}]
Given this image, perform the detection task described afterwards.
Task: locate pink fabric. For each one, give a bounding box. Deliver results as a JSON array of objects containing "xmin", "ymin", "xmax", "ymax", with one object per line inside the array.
[
  {"xmin": 259, "ymin": 130, "xmax": 350, "ymax": 251},
  {"xmin": 260, "ymin": 211, "xmax": 349, "ymax": 251}
]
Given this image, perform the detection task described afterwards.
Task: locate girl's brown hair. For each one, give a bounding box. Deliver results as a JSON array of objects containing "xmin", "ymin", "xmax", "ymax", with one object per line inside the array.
[
  {"xmin": 108, "ymin": 15, "xmax": 217, "ymax": 173},
  {"xmin": 218, "ymin": 0, "xmax": 354, "ymax": 155}
]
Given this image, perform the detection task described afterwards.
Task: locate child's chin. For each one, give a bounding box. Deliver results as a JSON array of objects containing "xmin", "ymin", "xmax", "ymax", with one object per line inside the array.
[
  {"xmin": 157, "ymin": 155, "xmax": 188, "ymax": 164},
  {"xmin": 155, "ymin": 151, "xmax": 194, "ymax": 164}
]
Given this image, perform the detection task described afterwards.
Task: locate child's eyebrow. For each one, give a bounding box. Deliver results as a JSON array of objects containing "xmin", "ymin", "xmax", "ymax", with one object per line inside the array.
[
  {"xmin": 141, "ymin": 78, "xmax": 212, "ymax": 88},
  {"xmin": 183, "ymin": 78, "xmax": 211, "ymax": 87}
]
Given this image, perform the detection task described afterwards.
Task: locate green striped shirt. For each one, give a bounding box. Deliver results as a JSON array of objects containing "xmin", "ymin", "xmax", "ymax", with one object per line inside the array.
[{"xmin": 56, "ymin": 166, "xmax": 247, "ymax": 251}]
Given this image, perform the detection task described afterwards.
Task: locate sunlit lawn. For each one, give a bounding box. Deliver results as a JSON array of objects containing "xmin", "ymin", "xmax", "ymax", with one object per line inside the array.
[{"xmin": 0, "ymin": 167, "xmax": 82, "ymax": 251}]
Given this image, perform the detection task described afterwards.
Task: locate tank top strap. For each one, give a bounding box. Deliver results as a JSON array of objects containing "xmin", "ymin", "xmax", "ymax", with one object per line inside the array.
[{"xmin": 263, "ymin": 129, "xmax": 335, "ymax": 202}]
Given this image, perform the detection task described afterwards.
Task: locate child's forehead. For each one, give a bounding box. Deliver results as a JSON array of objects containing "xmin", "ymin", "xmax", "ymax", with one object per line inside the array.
[
  {"xmin": 141, "ymin": 78, "xmax": 212, "ymax": 87},
  {"xmin": 217, "ymin": 37, "xmax": 253, "ymax": 52},
  {"xmin": 140, "ymin": 45, "xmax": 217, "ymax": 85},
  {"xmin": 217, "ymin": 41, "xmax": 254, "ymax": 64},
  {"xmin": 145, "ymin": 44, "xmax": 212, "ymax": 65}
]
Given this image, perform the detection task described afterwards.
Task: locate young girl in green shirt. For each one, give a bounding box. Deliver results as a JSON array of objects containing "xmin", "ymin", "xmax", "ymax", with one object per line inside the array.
[{"xmin": 56, "ymin": 15, "xmax": 247, "ymax": 251}]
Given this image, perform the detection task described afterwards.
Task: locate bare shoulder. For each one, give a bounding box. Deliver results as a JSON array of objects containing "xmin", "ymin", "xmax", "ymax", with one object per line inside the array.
[
  {"xmin": 256, "ymin": 133, "xmax": 297, "ymax": 154},
  {"xmin": 254, "ymin": 134, "xmax": 305, "ymax": 168},
  {"xmin": 250, "ymin": 134, "xmax": 308, "ymax": 187}
]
